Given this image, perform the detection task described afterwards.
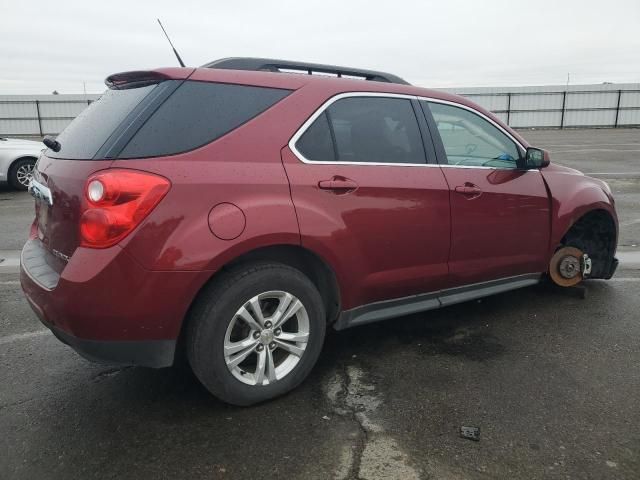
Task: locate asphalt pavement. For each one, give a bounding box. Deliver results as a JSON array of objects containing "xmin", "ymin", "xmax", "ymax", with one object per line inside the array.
[{"xmin": 1, "ymin": 128, "xmax": 639, "ymax": 479}]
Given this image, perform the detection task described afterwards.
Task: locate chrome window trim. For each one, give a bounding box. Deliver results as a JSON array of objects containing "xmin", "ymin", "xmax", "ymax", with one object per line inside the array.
[
  {"xmin": 287, "ymin": 91, "xmax": 530, "ymax": 171},
  {"xmin": 288, "ymin": 92, "xmax": 431, "ymax": 168}
]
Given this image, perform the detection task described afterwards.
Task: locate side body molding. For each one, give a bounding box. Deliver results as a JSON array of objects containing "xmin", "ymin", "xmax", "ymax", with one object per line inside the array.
[{"xmin": 334, "ymin": 273, "xmax": 541, "ymax": 330}]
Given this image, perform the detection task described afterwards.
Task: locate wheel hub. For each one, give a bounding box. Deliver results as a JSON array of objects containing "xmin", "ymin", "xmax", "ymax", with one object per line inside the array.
[
  {"xmin": 259, "ymin": 329, "xmax": 274, "ymax": 345},
  {"xmin": 558, "ymin": 255, "xmax": 580, "ymax": 279},
  {"xmin": 549, "ymin": 246, "xmax": 589, "ymax": 287}
]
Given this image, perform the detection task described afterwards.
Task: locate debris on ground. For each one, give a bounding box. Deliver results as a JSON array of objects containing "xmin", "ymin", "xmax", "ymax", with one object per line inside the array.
[{"xmin": 460, "ymin": 426, "xmax": 480, "ymax": 441}]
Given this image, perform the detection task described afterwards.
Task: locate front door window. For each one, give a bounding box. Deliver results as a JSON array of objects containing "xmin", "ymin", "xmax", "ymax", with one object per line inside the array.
[{"xmin": 426, "ymin": 101, "xmax": 522, "ymax": 169}]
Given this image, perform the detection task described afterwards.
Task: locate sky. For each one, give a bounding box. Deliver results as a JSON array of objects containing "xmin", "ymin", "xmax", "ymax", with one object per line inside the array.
[{"xmin": 1, "ymin": 0, "xmax": 639, "ymax": 94}]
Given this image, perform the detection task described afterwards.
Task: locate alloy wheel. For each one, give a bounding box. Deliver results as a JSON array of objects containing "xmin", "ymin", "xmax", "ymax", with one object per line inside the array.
[
  {"xmin": 224, "ymin": 290, "xmax": 310, "ymax": 386},
  {"xmin": 16, "ymin": 162, "xmax": 35, "ymax": 188}
]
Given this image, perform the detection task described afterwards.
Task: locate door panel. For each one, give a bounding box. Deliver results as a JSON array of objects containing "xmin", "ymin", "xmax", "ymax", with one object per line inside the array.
[
  {"xmin": 422, "ymin": 100, "xmax": 551, "ymax": 286},
  {"xmin": 441, "ymin": 167, "xmax": 550, "ymax": 286},
  {"xmin": 283, "ymin": 95, "xmax": 452, "ymax": 309},
  {"xmin": 282, "ymin": 148, "xmax": 450, "ymax": 310}
]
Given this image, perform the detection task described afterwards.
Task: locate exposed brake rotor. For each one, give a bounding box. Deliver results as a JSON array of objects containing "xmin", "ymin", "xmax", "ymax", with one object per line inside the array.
[{"xmin": 549, "ymin": 246, "xmax": 591, "ymax": 287}]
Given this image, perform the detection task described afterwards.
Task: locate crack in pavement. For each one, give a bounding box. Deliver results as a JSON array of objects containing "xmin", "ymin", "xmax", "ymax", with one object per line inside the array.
[
  {"xmin": 90, "ymin": 366, "xmax": 132, "ymax": 382},
  {"xmin": 324, "ymin": 364, "xmax": 420, "ymax": 480}
]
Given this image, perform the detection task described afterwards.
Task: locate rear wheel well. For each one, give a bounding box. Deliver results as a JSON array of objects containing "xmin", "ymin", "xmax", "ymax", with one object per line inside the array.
[
  {"xmin": 560, "ymin": 209, "xmax": 616, "ymax": 278},
  {"xmin": 221, "ymin": 245, "xmax": 341, "ymax": 322},
  {"xmin": 175, "ymin": 245, "xmax": 341, "ymax": 364},
  {"xmin": 9, "ymin": 155, "xmax": 37, "ymax": 172}
]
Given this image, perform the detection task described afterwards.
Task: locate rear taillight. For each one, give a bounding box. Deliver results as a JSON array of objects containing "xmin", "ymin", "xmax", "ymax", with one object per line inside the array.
[{"xmin": 80, "ymin": 169, "xmax": 170, "ymax": 248}]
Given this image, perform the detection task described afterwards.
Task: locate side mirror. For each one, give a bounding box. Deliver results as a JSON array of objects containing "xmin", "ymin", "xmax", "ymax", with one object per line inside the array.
[{"xmin": 525, "ymin": 147, "xmax": 550, "ymax": 169}]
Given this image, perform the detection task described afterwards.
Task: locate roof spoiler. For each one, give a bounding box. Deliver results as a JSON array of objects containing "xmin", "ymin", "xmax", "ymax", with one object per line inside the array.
[
  {"xmin": 105, "ymin": 71, "xmax": 172, "ymax": 90},
  {"xmin": 203, "ymin": 57, "xmax": 410, "ymax": 85}
]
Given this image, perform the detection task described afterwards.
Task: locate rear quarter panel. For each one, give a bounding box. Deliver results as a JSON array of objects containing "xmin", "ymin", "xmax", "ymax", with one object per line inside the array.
[{"xmin": 114, "ymin": 95, "xmax": 304, "ymax": 272}]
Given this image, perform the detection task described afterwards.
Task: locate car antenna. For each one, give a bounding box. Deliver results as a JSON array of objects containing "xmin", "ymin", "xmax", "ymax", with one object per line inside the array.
[{"xmin": 156, "ymin": 18, "xmax": 186, "ymax": 67}]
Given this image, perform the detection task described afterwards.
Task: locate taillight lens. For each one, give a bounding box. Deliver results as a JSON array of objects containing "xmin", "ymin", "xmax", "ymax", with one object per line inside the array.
[{"xmin": 80, "ymin": 169, "xmax": 170, "ymax": 248}]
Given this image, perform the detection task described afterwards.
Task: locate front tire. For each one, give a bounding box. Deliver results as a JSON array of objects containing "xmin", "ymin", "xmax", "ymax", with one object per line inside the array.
[
  {"xmin": 187, "ymin": 262, "xmax": 326, "ymax": 406},
  {"xmin": 8, "ymin": 157, "xmax": 36, "ymax": 191}
]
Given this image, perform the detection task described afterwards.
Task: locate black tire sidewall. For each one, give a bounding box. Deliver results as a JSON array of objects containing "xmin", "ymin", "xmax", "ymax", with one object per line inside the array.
[
  {"xmin": 9, "ymin": 158, "xmax": 35, "ymax": 191},
  {"xmin": 188, "ymin": 264, "xmax": 326, "ymax": 406}
]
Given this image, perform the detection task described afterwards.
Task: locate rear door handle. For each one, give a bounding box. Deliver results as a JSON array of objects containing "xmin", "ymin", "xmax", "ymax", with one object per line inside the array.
[
  {"xmin": 318, "ymin": 177, "xmax": 358, "ymax": 193},
  {"xmin": 454, "ymin": 184, "xmax": 482, "ymax": 197}
]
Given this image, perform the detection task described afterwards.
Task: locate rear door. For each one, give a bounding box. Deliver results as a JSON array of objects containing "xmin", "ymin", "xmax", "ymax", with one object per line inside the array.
[
  {"xmin": 282, "ymin": 94, "xmax": 451, "ymax": 309},
  {"xmin": 421, "ymin": 100, "xmax": 550, "ymax": 287}
]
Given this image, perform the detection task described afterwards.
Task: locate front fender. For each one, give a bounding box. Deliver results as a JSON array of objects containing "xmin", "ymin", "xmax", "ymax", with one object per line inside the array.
[{"xmin": 543, "ymin": 168, "xmax": 618, "ymax": 258}]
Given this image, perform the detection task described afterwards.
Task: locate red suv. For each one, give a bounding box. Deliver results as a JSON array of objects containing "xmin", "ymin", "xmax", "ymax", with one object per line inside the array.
[{"xmin": 21, "ymin": 58, "xmax": 618, "ymax": 405}]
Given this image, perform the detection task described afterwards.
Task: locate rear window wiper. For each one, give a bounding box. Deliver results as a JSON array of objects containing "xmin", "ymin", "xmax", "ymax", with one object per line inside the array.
[{"xmin": 43, "ymin": 136, "xmax": 62, "ymax": 152}]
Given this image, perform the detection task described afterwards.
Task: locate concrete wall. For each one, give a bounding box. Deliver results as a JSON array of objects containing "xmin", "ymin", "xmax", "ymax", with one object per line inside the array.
[{"xmin": 1, "ymin": 83, "xmax": 639, "ymax": 136}]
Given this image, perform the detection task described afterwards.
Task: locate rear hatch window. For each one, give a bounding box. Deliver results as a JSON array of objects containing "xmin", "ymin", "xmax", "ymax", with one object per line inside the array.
[
  {"xmin": 47, "ymin": 85, "xmax": 156, "ymax": 160},
  {"xmin": 46, "ymin": 79, "xmax": 292, "ymax": 160},
  {"xmin": 118, "ymin": 82, "xmax": 291, "ymax": 158}
]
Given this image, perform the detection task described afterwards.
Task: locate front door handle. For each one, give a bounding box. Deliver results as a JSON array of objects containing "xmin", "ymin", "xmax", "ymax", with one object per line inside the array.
[
  {"xmin": 318, "ymin": 177, "xmax": 358, "ymax": 193},
  {"xmin": 454, "ymin": 184, "xmax": 482, "ymax": 198}
]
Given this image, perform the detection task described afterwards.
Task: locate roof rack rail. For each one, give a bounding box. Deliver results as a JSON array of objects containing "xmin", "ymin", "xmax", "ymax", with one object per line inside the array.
[{"xmin": 202, "ymin": 57, "xmax": 410, "ymax": 85}]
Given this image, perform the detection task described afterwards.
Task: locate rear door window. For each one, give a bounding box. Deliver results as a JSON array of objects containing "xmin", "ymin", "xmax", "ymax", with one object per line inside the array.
[
  {"xmin": 119, "ymin": 82, "xmax": 291, "ymax": 158},
  {"xmin": 295, "ymin": 96, "xmax": 426, "ymax": 165},
  {"xmin": 294, "ymin": 111, "xmax": 336, "ymax": 161}
]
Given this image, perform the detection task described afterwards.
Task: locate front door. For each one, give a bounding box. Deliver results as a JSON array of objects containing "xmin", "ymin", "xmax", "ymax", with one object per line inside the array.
[
  {"xmin": 282, "ymin": 94, "xmax": 451, "ymax": 310},
  {"xmin": 422, "ymin": 100, "xmax": 550, "ymax": 287}
]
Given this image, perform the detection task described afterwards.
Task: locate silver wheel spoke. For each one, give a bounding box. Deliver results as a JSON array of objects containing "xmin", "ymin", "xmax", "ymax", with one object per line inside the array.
[
  {"xmin": 275, "ymin": 339, "xmax": 305, "ymax": 357},
  {"xmin": 236, "ymin": 306, "xmax": 262, "ymax": 331},
  {"xmin": 273, "ymin": 298, "xmax": 302, "ymax": 329},
  {"xmin": 270, "ymin": 292, "xmax": 293, "ymax": 325},
  {"xmin": 226, "ymin": 342, "xmax": 257, "ymax": 368},
  {"xmin": 277, "ymin": 331, "xmax": 309, "ymax": 343},
  {"xmin": 249, "ymin": 297, "xmax": 265, "ymax": 326},
  {"xmin": 254, "ymin": 349, "xmax": 267, "ymax": 385},
  {"xmin": 224, "ymin": 337, "xmax": 258, "ymax": 356},
  {"xmin": 266, "ymin": 348, "xmax": 277, "ymax": 382}
]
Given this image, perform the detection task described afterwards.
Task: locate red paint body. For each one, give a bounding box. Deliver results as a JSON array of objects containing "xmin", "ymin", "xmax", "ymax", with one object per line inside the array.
[{"xmin": 21, "ymin": 66, "xmax": 618, "ymax": 364}]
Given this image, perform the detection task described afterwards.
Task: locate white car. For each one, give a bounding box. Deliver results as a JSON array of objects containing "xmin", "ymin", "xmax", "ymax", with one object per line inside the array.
[{"xmin": 0, "ymin": 137, "xmax": 44, "ymax": 190}]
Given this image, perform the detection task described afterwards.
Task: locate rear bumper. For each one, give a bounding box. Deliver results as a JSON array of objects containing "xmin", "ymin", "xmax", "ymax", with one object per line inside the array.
[
  {"xmin": 43, "ymin": 317, "xmax": 175, "ymax": 367},
  {"xmin": 20, "ymin": 238, "xmax": 210, "ymax": 368}
]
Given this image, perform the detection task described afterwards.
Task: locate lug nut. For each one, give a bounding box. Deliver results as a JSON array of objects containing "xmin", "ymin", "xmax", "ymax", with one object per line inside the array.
[
  {"xmin": 253, "ymin": 331, "xmax": 260, "ymax": 339},
  {"xmin": 264, "ymin": 321, "xmax": 273, "ymax": 329},
  {"xmin": 269, "ymin": 342, "xmax": 276, "ymax": 350},
  {"xmin": 256, "ymin": 344, "xmax": 264, "ymax": 352},
  {"xmin": 274, "ymin": 328, "xmax": 282, "ymax": 336}
]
